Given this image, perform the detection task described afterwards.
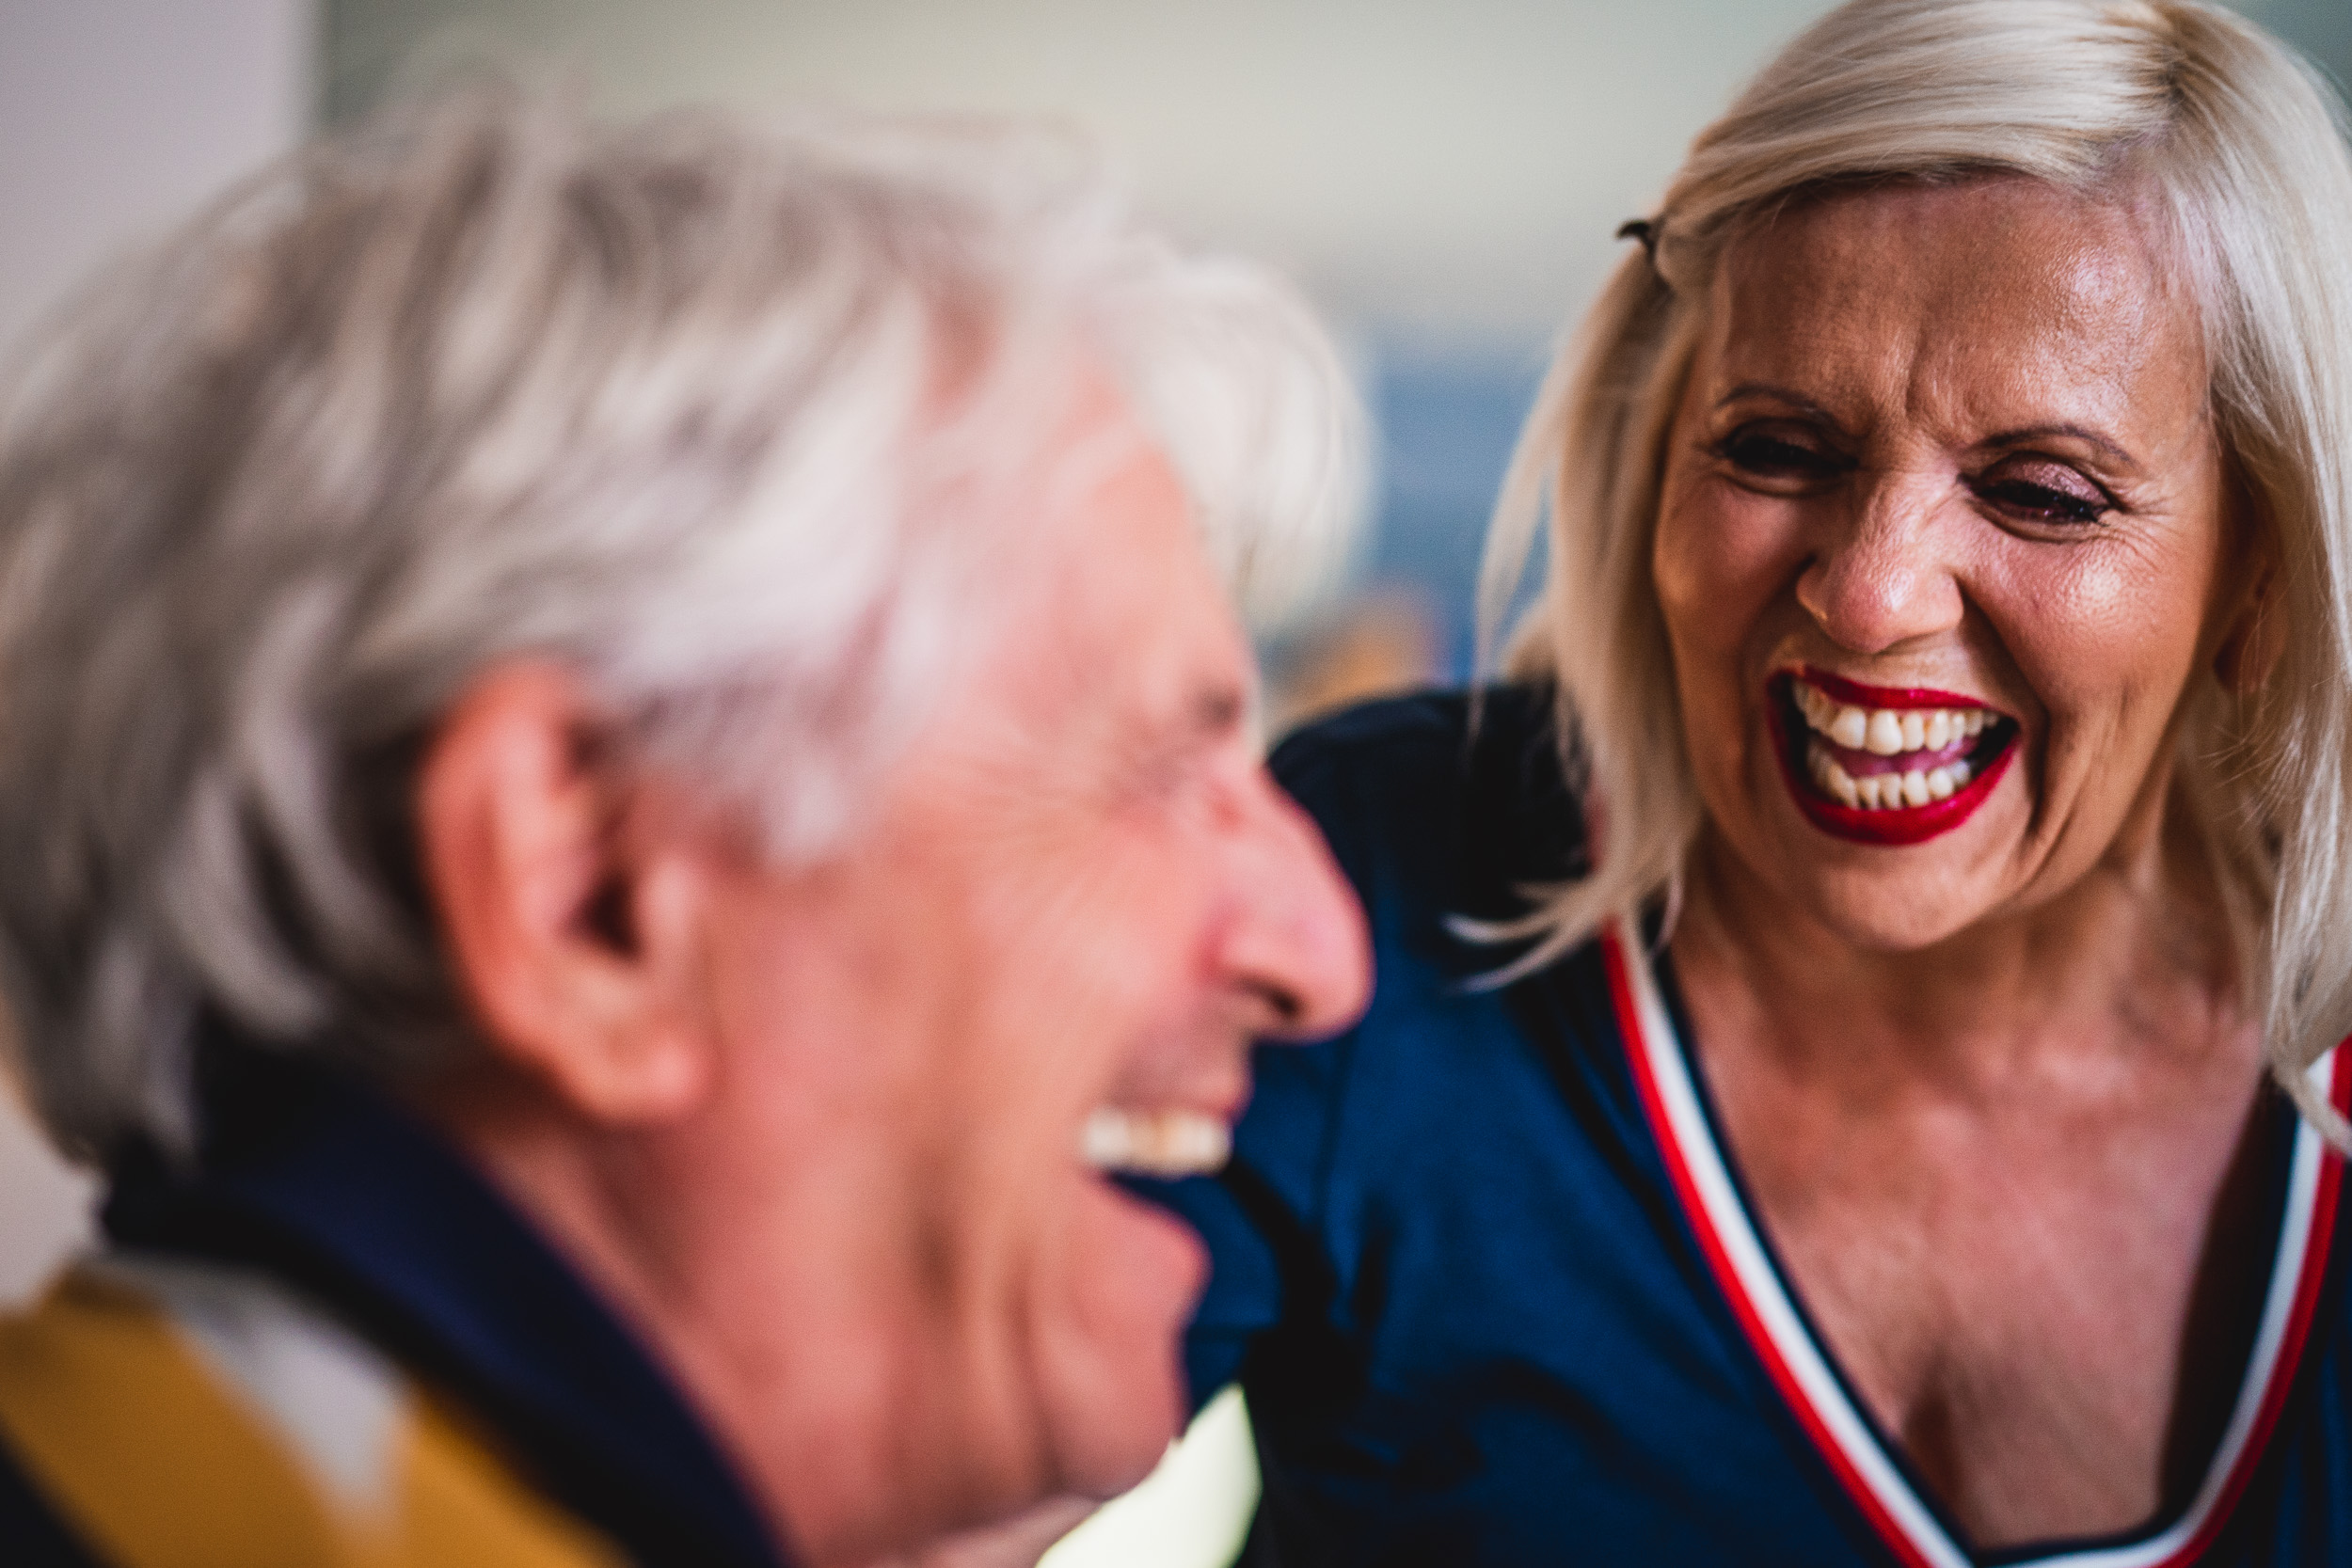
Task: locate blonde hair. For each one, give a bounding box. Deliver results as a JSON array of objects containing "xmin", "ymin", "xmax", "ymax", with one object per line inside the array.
[{"xmin": 1477, "ymin": 0, "xmax": 2352, "ymax": 1127}]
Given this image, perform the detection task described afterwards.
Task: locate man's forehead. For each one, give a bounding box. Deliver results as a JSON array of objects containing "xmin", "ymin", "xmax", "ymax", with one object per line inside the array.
[
  {"xmin": 1034, "ymin": 387, "xmax": 1163, "ymax": 519},
  {"xmin": 1027, "ymin": 448, "xmax": 1247, "ymax": 746}
]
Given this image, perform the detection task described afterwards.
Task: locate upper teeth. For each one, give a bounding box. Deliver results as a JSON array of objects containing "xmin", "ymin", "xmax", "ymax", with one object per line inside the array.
[
  {"xmin": 1082, "ymin": 1107, "xmax": 1231, "ymax": 1178},
  {"xmin": 1793, "ymin": 680, "xmax": 1988, "ymax": 756}
]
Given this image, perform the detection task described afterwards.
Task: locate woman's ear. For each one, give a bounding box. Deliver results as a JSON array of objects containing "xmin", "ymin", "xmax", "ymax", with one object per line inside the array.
[
  {"xmin": 2213, "ymin": 573, "xmax": 2283, "ymax": 696},
  {"xmin": 2212, "ymin": 467, "xmax": 2284, "ymax": 698},
  {"xmin": 415, "ymin": 662, "xmax": 716, "ymax": 1125}
]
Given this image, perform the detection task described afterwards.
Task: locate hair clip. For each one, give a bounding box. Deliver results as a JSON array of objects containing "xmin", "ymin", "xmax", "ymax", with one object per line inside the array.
[{"xmin": 1615, "ymin": 218, "xmax": 1659, "ymax": 264}]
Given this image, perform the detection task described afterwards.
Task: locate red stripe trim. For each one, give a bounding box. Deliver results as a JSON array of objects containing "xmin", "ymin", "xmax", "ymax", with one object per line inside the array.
[
  {"xmin": 1605, "ymin": 930, "xmax": 1944, "ymax": 1568},
  {"xmin": 1604, "ymin": 927, "xmax": 2348, "ymax": 1568},
  {"xmin": 2161, "ymin": 1046, "xmax": 2349, "ymax": 1564}
]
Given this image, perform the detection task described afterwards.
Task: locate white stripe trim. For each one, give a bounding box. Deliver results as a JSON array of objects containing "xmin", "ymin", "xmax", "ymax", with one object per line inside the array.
[
  {"xmin": 1612, "ymin": 914, "xmax": 2333, "ymax": 1568},
  {"xmin": 87, "ymin": 1251, "xmax": 406, "ymax": 1516}
]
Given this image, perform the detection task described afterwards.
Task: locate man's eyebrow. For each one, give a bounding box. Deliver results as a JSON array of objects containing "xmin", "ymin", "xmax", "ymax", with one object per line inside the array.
[{"xmin": 1191, "ymin": 682, "xmax": 1248, "ymax": 737}]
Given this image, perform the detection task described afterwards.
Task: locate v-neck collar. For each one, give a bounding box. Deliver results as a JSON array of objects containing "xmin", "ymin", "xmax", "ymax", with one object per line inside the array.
[{"xmin": 1602, "ymin": 915, "xmax": 2348, "ymax": 1568}]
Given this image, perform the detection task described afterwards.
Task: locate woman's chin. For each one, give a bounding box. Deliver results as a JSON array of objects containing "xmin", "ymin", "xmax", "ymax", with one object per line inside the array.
[
  {"xmin": 1784, "ymin": 869, "xmax": 2001, "ymax": 954},
  {"xmin": 1733, "ymin": 759, "xmax": 2029, "ymax": 953}
]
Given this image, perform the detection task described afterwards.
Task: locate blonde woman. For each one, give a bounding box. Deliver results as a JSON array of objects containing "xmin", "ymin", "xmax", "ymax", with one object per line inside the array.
[{"xmin": 1146, "ymin": 2, "xmax": 2352, "ymax": 1562}]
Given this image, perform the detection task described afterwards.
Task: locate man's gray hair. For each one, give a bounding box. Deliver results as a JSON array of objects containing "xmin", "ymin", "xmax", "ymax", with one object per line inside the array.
[{"xmin": 0, "ymin": 90, "xmax": 1364, "ymax": 1161}]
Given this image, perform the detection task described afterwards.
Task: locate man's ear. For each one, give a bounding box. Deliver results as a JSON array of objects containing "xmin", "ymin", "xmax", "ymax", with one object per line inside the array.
[{"xmin": 416, "ymin": 662, "xmax": 716, "ymax": 1125}]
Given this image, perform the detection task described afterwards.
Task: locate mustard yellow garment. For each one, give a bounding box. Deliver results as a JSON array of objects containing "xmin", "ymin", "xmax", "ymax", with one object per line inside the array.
[{"xmin": 0, "ymin": 1263, "xmax": 626, "ymax": 1568}]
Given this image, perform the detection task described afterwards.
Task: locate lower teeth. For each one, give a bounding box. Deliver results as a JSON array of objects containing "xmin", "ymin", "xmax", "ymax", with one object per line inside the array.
[{"xmin": 1808, "ymin": 740, "xmax": 1972, "ymax": 811}]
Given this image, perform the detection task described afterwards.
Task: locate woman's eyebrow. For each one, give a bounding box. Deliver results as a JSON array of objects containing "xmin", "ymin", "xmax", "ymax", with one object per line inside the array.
[
  {"xmin": 1978, "ymin": 423, "xmax": 2140, "ymax": 470},
  {"xmin": 1712, "ymin": 385, "xmax": 2146, "ymax": 472},
  {"xmin": 1714, "ymin": 381, "xmax": 1842, "ymax": 423}
]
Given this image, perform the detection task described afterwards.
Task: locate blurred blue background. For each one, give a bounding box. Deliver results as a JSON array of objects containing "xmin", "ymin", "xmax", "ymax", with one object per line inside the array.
[{"xmin": 1358, "ymin": 344, "xmax": 1549, "ymax": 677}]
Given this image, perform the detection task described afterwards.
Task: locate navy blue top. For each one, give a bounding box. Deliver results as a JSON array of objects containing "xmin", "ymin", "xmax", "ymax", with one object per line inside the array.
[
  {"xmin": 5, "ymin": 1045, "xmax": 786, "ymax": 1568},
  {"xmin": 1145, "ymin": 689, "xmax": 2352, "ymax": 1568}
]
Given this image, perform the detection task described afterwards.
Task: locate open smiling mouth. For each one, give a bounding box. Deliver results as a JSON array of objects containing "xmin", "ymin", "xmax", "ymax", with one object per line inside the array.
[
  {"xmin": 1768, "ymin": 667, "xmax": 2019, "ymax": 847},
  {"xmin": 1080, "ymin": 1107, "xmax": 1232, "ymax": 1179}
]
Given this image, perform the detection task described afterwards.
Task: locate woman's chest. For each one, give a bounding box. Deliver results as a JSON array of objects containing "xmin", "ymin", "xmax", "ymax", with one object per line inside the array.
[{"xmin": 1714, "ymin": 1058, "xmax": 2279, "ymax": 1549}]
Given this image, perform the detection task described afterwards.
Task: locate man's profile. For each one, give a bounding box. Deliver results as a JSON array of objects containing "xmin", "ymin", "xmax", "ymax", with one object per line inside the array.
[{"xmin": 0, "ymin": 90, "xmax": 1370, "ymax": 1568}]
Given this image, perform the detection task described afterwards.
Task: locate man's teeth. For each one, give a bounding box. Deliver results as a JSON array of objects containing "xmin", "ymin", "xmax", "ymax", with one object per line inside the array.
[
  {"xmin": 1807, "ymin": 740, "xmax": 1970, "ymax": 811},
  {"xmin": 1082, "ymin": 1107, "xmax": 1232, "ymax": 1178}
]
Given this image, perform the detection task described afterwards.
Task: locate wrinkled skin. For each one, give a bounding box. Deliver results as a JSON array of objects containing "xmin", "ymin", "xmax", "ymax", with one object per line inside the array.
[
  {"xmin": 420, "ymin": 384, "xmax": 1371, "ymax": 1567},
  {"xmin": 1654, "ymin": 180, "xmax": 2276, "ymax": 1545}
]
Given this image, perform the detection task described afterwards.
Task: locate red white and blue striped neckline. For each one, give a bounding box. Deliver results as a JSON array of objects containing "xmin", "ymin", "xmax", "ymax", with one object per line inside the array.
[{"xmin": 1602, "ymin": 914, "xmax": 2349, "ymax": 1568}]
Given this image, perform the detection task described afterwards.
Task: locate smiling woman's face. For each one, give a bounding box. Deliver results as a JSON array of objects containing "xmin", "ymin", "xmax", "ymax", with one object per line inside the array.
[{"xmin": 1652, "ymin": 178, "xmax": 2254, "ymax": 950}]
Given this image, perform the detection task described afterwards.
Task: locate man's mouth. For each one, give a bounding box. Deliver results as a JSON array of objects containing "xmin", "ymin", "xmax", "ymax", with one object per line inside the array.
[
  {"xmin": 1079, "ymin": 1107, "xmax": 1232, "ymax": 1178},
  {"xmin": 1769, "ymin": 668, "xmax": 2018, "ymax": 846}
]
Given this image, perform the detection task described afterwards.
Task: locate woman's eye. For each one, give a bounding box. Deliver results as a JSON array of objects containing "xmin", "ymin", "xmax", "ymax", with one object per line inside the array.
[
  {"xmin": 1971, "ymin": 463, "xmax": 2112, "ymax": 527},
  {"xmin": 1716, "ymin": 429, "xmax": 1845, "ymax": 483}
]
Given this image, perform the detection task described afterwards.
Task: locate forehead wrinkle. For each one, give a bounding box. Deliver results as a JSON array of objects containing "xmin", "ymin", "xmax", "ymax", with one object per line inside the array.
[
  {"xmin": 1920, "ymin": 247, "xmax": 2175, "ymax": 446},
  {"xmin": 1714, "ymin": 182, "xmax": 2206, "ymax": 463}
]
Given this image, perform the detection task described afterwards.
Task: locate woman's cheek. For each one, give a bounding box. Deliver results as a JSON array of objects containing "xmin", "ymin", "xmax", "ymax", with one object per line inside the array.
[
  {"xmin": 1994, "ymin": 539, "xmax": 2202, "ymax": 745},
  {"xmin": 1657, "ymin": 486, "xmax": 1798, "ymax": 647}
]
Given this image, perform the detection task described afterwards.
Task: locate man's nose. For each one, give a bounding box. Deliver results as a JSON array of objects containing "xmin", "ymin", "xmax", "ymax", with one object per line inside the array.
[
  {"xmin": 1217, "ymin": 768, "xmax": 1372, "ymax": 1042},
  {"xmin": 1795, "ymin": 473, "xmax": 1967, "ymax": 655}
]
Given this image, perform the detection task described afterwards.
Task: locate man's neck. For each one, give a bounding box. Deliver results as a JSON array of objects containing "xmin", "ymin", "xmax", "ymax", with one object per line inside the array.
[{"xmin": 416, "ymin": 1066, "xmax": 999, "ymax": 1568}]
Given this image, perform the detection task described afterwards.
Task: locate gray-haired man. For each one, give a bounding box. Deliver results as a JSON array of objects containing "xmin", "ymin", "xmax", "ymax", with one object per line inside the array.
[{"xmin": 0, "ymin": 93, "xmax": 1367, "ymax": 1568}]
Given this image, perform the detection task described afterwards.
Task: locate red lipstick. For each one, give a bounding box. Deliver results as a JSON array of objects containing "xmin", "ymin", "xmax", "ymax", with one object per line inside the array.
[
  {"xmin": 1796, "ymin": 666, "xmax": 1984, "ymax": 712},
  {"xmin": 1770, "ymin": 671, "xmax": 2016, "ymax": 847}
]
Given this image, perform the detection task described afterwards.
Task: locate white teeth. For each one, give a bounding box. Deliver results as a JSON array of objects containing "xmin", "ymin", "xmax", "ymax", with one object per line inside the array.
[
  {"xmin": 1791, "ymin": 680, "xmax": 1999, "ymax": 774},
  {"xmin": 1082, "ymin": 1107, "xmax": 1231, "ymax": 1178},
  {"xmin": 1804, "ymin": 726, "xmax": 1990, "ymax": 815},
  {"xmin": 1806, "ymin": 740, "xmax": 1863, "ymax": 807}
]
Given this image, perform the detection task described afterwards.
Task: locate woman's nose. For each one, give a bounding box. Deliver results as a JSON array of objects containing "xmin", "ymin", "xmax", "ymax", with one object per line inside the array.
[
  {"xmin": 1794, "ymin": 473, "xmax": 1967, "ymax": 654},
  {"xmin": 1217, "ymin": 768, "xmax": 1373, "ymax": 1042}
]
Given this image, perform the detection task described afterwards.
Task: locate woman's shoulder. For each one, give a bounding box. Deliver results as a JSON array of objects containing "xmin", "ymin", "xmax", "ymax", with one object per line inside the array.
[{"xmin": 1269, "ymin": 684, "xmax": 1586, "ymax": 927}]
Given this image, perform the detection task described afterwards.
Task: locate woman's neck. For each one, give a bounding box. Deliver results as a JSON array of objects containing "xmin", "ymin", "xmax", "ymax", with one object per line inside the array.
[
  {"xmin": 1671, "ymin": 804, "xmax": 2249, "ymax": 1094},
  {"xmin": 1665, "ymin": 802, "xmax": 2276, "ymax": 1548}
]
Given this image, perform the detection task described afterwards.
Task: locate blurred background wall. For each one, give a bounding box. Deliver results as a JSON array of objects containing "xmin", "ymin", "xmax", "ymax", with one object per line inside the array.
[
  {"xmin": 0, "ymin": 0, "xmax": 310, "ymax": 1306},
  {"xmin": 316, "ymin": 0, "xmax": 1848, "ymax": 705},
  {"xmin": 3, "ymin": 2, "xmax": 2347, "ymax": 1561},
  {"xmin": 310, "ymin": 0, "xmax": 2352, "ymax": 716}
]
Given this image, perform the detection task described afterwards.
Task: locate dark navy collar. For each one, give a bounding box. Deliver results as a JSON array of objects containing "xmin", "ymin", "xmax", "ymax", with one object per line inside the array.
[{"xmin": 103, "ymin": 1049, "xmax": 787, "ymax": 1568}]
